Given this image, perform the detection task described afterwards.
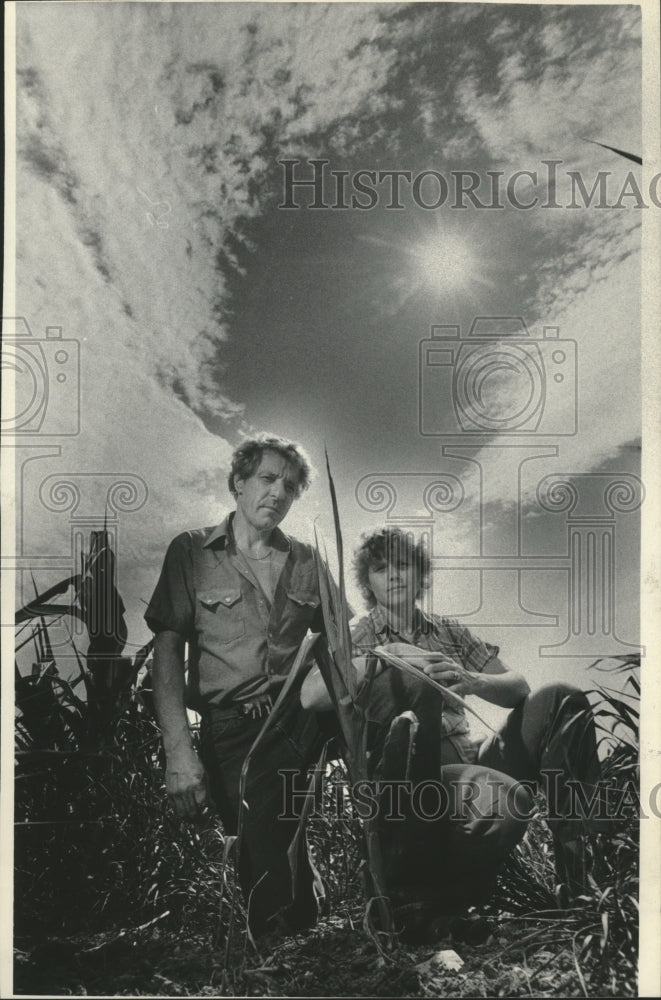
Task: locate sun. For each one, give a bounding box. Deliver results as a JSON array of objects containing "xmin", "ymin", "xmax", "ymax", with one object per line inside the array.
[
  {"xmin": 408, "ymin": 232, "xmax": 479, "ymax": 293},
  {"xmin": 358, "ymin": 224, "xmax": 494, "ymax": 311}
]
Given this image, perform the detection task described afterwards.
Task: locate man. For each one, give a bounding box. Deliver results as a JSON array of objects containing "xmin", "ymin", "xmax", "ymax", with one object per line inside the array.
[
  {"xmin": 301, "ymin": 527, "xmax": 606, "ymax": 934},
  {"xmin": 145, "ymin": 435, "xmax": 325, "ymax": 937}
]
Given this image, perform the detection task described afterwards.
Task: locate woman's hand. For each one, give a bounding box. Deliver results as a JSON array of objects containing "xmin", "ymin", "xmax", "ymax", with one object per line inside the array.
[
  {"xmin": 377, "ymin": 643, "xmax": 530, "ymax": 709},
  {"xmin": 422, "ymin": 658, "xmax": 481, "ymax": 698}
]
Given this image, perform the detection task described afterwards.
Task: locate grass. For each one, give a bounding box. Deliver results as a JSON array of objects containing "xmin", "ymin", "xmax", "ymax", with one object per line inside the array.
[
  {"xmin": 14, "ymin": 716, "xmax": 639, "ymax": 996},
  {"xmin": 13, "ymin": 532, "xmax": 640, "ymax": 997}
]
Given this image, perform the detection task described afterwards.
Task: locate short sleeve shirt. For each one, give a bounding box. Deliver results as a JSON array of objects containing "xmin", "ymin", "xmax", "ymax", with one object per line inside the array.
[
  {"xmin": 350, "ymin": 605, "xmax": 498, "ymax": 739},
  {"xmin": 145, "ymin": 514, "xmax": 322, "ymax": 711}
]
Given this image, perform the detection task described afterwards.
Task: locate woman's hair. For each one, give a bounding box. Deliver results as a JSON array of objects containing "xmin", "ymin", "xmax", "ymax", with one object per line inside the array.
[
  {"xmin": 228, "ymin": 434, "xmax": 313, "ymax": 498},
  {"xmin": 352, "ymin": 527, "xmax": 431, "ymax": 608}
]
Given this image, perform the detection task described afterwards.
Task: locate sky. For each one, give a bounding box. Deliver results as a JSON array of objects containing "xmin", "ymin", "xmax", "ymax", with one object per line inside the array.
[{"xmin": 9, "ymin": 0, "xmax": 648, "ymax": 728}]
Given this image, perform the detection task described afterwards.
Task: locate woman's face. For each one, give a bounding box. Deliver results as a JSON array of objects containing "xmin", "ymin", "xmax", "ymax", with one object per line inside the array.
[{"xmin": 367, "ymin": 555, "xmax": 419, "ymax": 613}]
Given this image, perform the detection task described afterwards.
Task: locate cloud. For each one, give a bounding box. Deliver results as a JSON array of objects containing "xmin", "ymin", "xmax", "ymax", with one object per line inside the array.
[
  {"xmin": 12, "ymin": 2, "xmax": 644, "ymax": 658},
  {"xmin": 13, "ymin": 2, "xmax": 408, "ymax": 641},
  {"xmin": 398, "ymin": 4, "xmax": 644, "ymax": 516},
  {"xmin": 454, "ymin": 6, "xmax": 641, "ymax": 164},
  {"xmin": 16, "ymin": 3, "xmax": 402, "ymax": 423},
  {"xmin": 457, "ymin": 251, "xmax": 641, "ymax": 519}
]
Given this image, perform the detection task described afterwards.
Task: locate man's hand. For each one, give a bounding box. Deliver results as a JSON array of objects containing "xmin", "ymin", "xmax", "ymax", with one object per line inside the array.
[
  {"xmin": 153, "ymin": 631, "xmax": 211, "ymax": 820},
  {"xmin": 165, "ymin": 747, "xmax": 210, "ymax": 821}
]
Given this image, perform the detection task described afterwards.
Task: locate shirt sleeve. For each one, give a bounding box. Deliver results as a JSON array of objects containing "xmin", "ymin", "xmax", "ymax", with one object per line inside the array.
[
  {"xmin": 144, "ymin": 533, "xmax": 196, "ymax": 637},
  {"xmin": 445, "ymin": 619, "xmax": 499, "ymax": 673}
]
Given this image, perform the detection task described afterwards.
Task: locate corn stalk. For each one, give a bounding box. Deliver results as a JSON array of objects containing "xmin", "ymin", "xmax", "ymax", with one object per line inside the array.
[
  {"xmin": 223, "ymin": 631, "xmax": 322, "ymax": 961},
  {"xmin": 15, "ymin": 530, "xmax": 153, "ymax": 749},
  {"xmin": 312, "ymin": 450, "xmax": 394, "ymax": 947}
]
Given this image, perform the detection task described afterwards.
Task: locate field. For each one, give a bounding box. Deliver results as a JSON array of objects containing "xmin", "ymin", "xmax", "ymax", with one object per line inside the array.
[{"xmin": 13, "ymin": 532, "xmax": 639, "ymax": 997}]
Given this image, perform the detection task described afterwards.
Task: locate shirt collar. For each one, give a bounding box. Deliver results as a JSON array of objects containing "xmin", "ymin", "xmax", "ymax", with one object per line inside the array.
[
  {"xmin": 370, "ymin": 604, "xmax": 390, "ymax": 637},
  {"xmin": 370, "ymin": 603, "xmax": 429, "ymax": 639},
  {"xmin": 202, "ymin": 511, "xmax": 290, "ymax": 552}
]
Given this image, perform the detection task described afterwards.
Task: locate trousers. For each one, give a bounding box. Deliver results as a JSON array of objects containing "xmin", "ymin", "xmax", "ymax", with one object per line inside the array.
[
  {"xmin": 366, "ymin": 678, "xmax": 604, "ymax": 912},
  {"xmin": 199, "ymin": 699, "xmax": 324, "ymax": 936}
]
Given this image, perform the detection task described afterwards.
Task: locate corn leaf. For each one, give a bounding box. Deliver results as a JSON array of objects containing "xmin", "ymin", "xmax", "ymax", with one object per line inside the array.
[
  {"xmin": 225, "ymin": 630, "xmax": 321, "ymax": 960},
  {"xmin": 312, "ymin": 455, "xmax": 394, "ymax": 940},
  {"xmin": 581, "ymin": 137, "xmax": 642, "ymax": 165},
  {"xmin": 286, "ymin": 744, "xmax": 327, "ymax": 913},
  {"xmin": 324, "ymin": 448, "xmax": 352, "ymax": 662},
  {"xmin": 14, "ymin": 575, "xmax": 79, "ymax": 623},
  {"xmin": 15, "ymin": 603, "xmax": 86, "ymax": 626},
  {"xmin": 373, "ymin": 645, "xmax": 500, "ymax": 736}
]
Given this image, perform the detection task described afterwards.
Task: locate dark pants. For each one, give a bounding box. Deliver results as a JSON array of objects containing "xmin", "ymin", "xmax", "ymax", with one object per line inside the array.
[
  {"xmin": 200, "ymin": 700, "xmax": 323, "ymax": 936},
  {"xmin": 477, "ymin": 683, "xmax": 605, "ymax": 841},
  {"xmin": 367, "ymin": 678, "xmax": 604, "ymax": 913}
]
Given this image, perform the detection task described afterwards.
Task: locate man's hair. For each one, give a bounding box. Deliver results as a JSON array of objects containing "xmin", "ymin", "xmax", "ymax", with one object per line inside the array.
[
  {"xmin": 353, "ymin": 527, "xmax": 431, "ymax": 608},
  {"xmin": 228, "ymin": 434, "xmax": 313, "ymax": 498}
]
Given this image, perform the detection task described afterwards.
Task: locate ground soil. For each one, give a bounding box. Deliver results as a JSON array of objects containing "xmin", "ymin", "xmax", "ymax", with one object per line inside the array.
[{"xmin": 14, "ymin": 905, "xmax": 633, "ymax": 998}]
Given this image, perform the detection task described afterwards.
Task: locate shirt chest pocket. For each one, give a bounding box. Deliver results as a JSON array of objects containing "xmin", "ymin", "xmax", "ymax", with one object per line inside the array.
[
  {"xmin": 283, "ymin": 587, "xmax": 321, "ymax": 635},
  {"xmin": 196, "ymin": 588, "xmax": 246, "ymax": 644}
]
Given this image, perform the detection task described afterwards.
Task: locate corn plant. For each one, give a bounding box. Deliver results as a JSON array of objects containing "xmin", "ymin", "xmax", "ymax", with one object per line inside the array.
[
  {"xmin": 15, "ymin": 529, "xmax": 149, "ymax": 748},
  {"xmin": 483, "ymin": 655, "xmax": 640, "ymax": 997},
  {"xmin": 310, "ymin": 452, "xmax": 398, "ymax": 948},
  {"xmin": 14, "ymin": 530, "xmax": 233, "ymax": 941}
]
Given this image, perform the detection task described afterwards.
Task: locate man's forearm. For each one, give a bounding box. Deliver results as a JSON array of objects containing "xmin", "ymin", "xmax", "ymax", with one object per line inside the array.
[
  {"xmin": 152, "ymin": 630, "xmax": 193, "ymax": 756},
  {"xmin": 152, "ymin": 630, "xmax": 209, "ymax": 819},
  {"xmin": 301, "ymin": 656, "xmax": 375, "ymax": 711}
]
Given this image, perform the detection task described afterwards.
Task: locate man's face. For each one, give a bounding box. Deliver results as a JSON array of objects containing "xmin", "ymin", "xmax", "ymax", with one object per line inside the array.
[
  {"xmin": 234, "ymin": 450, "xmax": 300, "ymax": 532},
  {"xmin": 367, "ymin": 554, "xmax": 419, "ymax": 614}
]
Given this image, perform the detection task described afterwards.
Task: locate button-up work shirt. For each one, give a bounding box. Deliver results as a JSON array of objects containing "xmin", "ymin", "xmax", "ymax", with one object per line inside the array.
[
  {"xmin": 350, "ymin": 605, "xmax": 498, "ymax": 740},
  {"xmin": 145, "ymin": 514, "xmax": 322, "ymax": 711}
]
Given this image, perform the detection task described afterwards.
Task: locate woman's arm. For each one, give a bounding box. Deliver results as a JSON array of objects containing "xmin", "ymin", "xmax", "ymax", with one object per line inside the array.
[
  {"xmin": 423, "ymin": 652, "xmax": 529, "ymax": 708},
  {"xmin": 300, "ymin": 643, "xmax": 529, "ymax": 712},
  {"xmin": 299, "ymin": 640, "xmax": 456, "ymax": 711}
]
